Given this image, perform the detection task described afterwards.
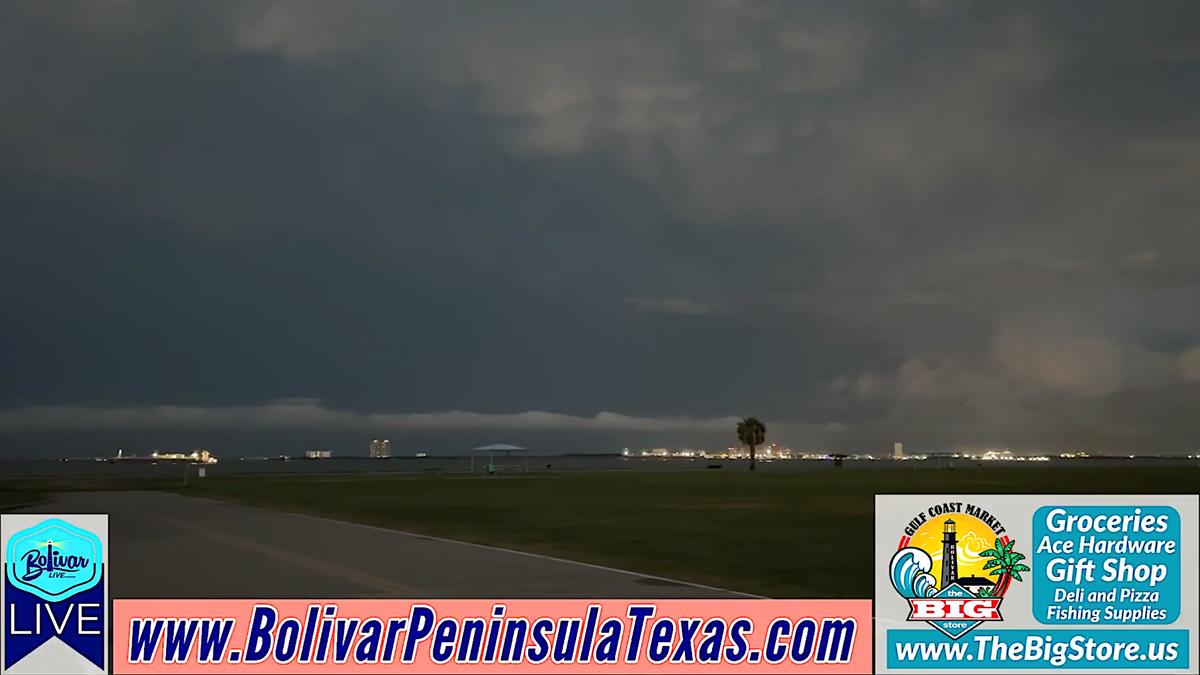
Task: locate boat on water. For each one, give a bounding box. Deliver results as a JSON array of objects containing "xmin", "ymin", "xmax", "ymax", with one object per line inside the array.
[{"xmin": 108, "ymin": 449, "xmax": 218, "ymax": 464}]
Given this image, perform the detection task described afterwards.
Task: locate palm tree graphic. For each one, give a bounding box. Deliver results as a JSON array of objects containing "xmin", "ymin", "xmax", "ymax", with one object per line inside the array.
[{"xmin": 978, "ymin": 537, "xmax": 1029, "ymax": 597}]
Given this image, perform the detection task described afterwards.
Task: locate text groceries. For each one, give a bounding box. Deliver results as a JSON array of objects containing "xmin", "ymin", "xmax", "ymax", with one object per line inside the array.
[{"xmin": 1032, "ymin": 505, "xmax": 1182, "ymax": 625}]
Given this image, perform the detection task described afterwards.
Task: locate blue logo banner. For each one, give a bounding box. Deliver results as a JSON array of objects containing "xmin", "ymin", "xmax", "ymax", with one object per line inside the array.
[
  {"xmin": 3, "ymin": 573, "xmax": 106, "ymax": 670},
  {"xmin": 3, "ymin": 515, "xmax": 107, "ymax": 674}
]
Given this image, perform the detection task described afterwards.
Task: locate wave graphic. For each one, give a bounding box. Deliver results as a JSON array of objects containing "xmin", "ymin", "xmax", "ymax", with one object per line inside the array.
[{"xmin": 890, "ymin": 547, "xmax": 938, "ymax": 598}]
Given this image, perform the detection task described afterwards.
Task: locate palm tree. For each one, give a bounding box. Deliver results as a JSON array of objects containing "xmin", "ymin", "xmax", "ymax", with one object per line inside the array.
[
  {"xmin": 736, "ymin": 417, "xmax": 766, "ymax": 471},
  {"xmin": 980, "ymin": 537, "xmax": 1029, "ymax": 597}
]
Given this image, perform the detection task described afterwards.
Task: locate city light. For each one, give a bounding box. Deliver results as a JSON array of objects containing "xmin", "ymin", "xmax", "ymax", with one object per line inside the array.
[{"xmin": 618, "ymin": 444, "xmax": 1090, "ymax": 462}]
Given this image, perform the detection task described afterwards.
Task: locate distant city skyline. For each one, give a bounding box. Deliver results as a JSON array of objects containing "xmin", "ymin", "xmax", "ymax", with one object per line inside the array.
[{"xmin": 2, "ymin": 2, "xmax": 1199, "ymax": 456}]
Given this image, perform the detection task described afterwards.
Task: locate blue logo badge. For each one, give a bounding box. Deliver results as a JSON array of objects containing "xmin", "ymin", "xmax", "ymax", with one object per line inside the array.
[{"xmin": 5, "ymin": 518, "xmax": 102, "ymax": 603}]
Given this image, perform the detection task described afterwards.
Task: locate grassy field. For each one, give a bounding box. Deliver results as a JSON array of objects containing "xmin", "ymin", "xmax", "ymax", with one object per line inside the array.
[{"xmin": 161, "ymin": 465, "xmax": 1200, "ymax": 598}]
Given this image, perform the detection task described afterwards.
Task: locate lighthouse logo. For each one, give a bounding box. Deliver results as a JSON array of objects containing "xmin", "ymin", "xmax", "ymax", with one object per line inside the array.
[
  {"xmin": 6, "ymin": 519, "xmax": 102, "ymax": 601},
  {"xmin": 3, "ymin": 514, "xmax": 108, "ymax": 674},
  {"xmin": 889, "ymin": 506, "xmax": 1027, "ymax": 639}
]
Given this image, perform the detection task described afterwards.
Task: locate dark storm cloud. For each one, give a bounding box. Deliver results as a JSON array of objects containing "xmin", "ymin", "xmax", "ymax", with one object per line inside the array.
[
  {"xmin": 1, "ymin": 0, "xmax": 1198, "ymax": 455},
  {"xmin": 0, "ymin": 400, "xmax": 744, "ymax": 433}
]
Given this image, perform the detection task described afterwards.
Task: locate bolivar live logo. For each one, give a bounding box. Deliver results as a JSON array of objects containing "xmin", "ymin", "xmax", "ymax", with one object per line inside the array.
[
  {"xmin": 2, "ymin": 515, "xmax": 108, "ymax": 674},
  {"xmin": 889, "ymin": 501, "xmax": 1026, "ymax": 640}
]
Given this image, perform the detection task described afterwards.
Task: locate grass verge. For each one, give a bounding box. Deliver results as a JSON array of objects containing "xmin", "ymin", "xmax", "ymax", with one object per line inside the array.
[{"xmin": 167, "ymin": 465, "xmax": 1200, "ymax": 597}]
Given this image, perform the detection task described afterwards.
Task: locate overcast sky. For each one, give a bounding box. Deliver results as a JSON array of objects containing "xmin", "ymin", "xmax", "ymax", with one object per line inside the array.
[{"xmin": 2, "ymin": 1, "xmax": 1198, "ymax": 455}]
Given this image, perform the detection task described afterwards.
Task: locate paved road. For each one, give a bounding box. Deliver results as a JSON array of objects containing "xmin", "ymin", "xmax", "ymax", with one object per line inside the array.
[{"xmin": 14, "ymin": 492, "xmax": 751, "ymax": 599}]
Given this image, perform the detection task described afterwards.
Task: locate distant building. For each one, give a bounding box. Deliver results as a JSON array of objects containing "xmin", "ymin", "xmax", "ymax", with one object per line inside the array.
[
  {"xmin": 893, "ymin": 442, "xmax": 904, "ymax": 459},
  {"xmin": 370, "ymin": 439, "xmax": 391, "ymax": 458},
  {"xmin": 305, "ymin": 449, "xmax": 331, "ymax": 459}
]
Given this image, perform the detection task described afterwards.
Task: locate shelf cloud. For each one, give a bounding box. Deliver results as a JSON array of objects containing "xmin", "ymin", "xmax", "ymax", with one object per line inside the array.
[{"xmin": 0, "ymin": 400, "xmax": 741, "ymax": 433}]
